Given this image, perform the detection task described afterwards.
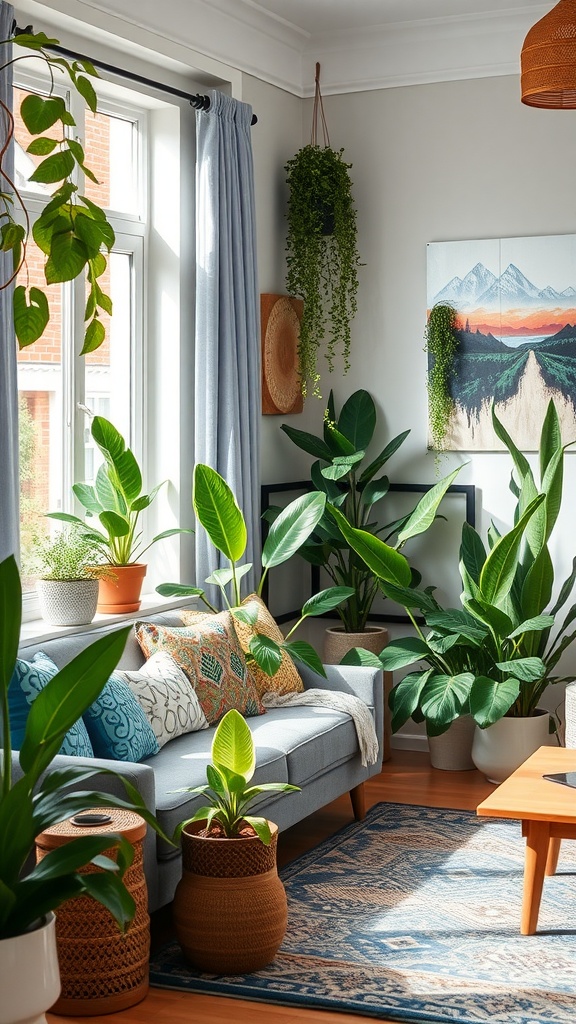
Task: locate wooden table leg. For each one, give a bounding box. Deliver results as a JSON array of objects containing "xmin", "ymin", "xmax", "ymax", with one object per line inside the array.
[
  {"xmin": 545, "ymin": 837, "xmax": 561, "ymax": 876},
  {"xmin": 521, "ymin": 820, "xmax": 550, "ymax": 935}
]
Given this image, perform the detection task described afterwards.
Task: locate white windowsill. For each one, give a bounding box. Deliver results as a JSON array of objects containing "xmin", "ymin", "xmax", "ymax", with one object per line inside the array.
[{"xmin": 19, "ymin": 594, "xmax": 197, "ymax": 649}]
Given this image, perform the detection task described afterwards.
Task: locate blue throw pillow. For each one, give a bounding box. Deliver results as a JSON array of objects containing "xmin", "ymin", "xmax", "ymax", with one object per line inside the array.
[
  {"xmin": 83, "ymin": 672, "xmax": 160, "ymax": 762},
  {"xmin": 10, "ymin": 652, "xmax": 94, "ymax": 757}
]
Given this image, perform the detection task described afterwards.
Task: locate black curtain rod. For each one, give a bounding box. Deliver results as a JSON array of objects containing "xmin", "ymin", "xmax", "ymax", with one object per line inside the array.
[{"xmin": 12, "ymin": 22, "xmax": 258, "ymax": 125}]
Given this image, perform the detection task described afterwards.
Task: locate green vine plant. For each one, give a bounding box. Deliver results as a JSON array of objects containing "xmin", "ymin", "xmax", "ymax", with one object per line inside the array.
[
  {"xmin": 285, "ymin": 144, "xmax": 361, "ymax": 399},
  {"xmin": 425, "ymin": 302, "xmax": 460, "ymax": 463},
  {"xmin": 0, "ymin": 27, "xmax": 114, "ymax": 352}
]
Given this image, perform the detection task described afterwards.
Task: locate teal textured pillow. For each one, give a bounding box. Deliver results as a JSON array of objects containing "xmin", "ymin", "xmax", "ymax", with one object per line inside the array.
[
  {"xmin": 10, "ymin": 652, "xmax": 94, "ymax": 757},
  {"xmin": 83, "ymin": 672, "xmax": 160, "ymax": 762}
]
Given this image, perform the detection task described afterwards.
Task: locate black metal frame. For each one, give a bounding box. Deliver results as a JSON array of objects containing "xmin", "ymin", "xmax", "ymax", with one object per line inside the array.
[{"xmin": 260, "ymin": 480, "xmax": 476, "ymax": 625}]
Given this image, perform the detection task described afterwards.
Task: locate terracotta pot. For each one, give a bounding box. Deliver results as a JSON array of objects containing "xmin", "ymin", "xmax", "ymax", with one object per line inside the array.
[
  {"xmin": 0, "ymin": 913, "xmax": 61, "ymax": 1024},
  {"xmin": 173, "ymin": 821, "xmax": 287, "ymax": 974},
  {"xmin": 37, "ymin": 578, "xmax": 99, "ymax": 626},
  {"xmin": 323, "ymin": 625, "xmax": 392, "ymax": 761},
  {"xmin": 427, "ymin": 716, "xmax": 476, "ymax": 771},
  {"xmin": 471, "ymin": 709, "xmax": 554, "ymax": 784},
  {"xmin": 97, "ymin": 564, "xmax": 147, "ymax": 614}
]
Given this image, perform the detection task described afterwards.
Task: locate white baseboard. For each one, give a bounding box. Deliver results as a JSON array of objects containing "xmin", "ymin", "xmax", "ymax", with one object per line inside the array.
[{"xmin": 390, "ymin": 733, "xmax": 429, "ymax": 753}]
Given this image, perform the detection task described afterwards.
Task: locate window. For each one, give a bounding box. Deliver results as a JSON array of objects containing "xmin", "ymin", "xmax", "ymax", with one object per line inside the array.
[{"xmin": 15, "ymin": 69, "xmax": 146, "ymax": 603}]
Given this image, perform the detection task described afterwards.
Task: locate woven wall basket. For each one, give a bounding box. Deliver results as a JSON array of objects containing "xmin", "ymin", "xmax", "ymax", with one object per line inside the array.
[{"xmin": 173, "ymin": 820, "xmax": 287, "ymax": 974}]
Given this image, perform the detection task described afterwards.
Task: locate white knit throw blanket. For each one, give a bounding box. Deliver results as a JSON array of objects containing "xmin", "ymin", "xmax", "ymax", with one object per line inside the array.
[{"xmin": 261, "ymin": 689, "xmax": 379, "ymax": 767}]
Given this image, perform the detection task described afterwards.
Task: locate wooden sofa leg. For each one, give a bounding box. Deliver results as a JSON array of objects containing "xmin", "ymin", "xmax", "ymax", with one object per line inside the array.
[{"xmin": 350, "ymin": 783, "xmax": 366, "ymax": 821}]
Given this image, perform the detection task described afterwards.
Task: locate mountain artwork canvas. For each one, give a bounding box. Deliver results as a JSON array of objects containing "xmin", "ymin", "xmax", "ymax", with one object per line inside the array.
[{"xmin": 427, "ymin": 235, "xmax": 576, "ymax": 450}]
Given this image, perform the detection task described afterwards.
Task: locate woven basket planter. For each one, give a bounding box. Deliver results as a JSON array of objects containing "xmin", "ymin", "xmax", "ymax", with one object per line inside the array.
[{"xmin": 173, "ymin": 820, "xmax": 287, "ymax": 974}]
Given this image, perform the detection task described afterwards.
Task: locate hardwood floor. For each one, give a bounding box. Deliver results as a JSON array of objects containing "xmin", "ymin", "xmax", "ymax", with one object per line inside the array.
[{"xmin": 47, "ymin": 750, "xmax": 495, "ymax": 1024}]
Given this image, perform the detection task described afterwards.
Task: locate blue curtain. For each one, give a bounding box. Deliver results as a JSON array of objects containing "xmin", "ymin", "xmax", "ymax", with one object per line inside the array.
[
  {"xmin": 194, "ymin": 90, "xmax": 261, "ymax": 603},
  {"xmin": 0, "ymin": 2, "xmax": 18, "ymax": 563}
]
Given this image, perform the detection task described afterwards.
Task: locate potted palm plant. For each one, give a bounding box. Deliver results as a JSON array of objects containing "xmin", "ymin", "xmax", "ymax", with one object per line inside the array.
[
  {"xmin": 335, "ymin": 401, "xmax": 576, "ymax": 782},
  {"xmin": 0, "ymin": 554, "xmax": 170, "ymax": 1024},
  {"xmin": 158, "ymin": 462, "xmax": 354, "ymax": 680},
  {"xmin": 173, "ymin": 707, "xmax": 299, "ymax": 973},
  {"xmin": 35, "ymin": 527, "xmax": 106, "ymax": 626},
  {"xmin": 48, "ymin": 416, "xmax": 192, "ymax": 614}
]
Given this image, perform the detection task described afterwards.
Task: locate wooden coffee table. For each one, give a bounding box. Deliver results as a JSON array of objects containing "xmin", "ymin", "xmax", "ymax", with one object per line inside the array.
[{"xmin": 477, "ymin": 745, "xmax": 576, "ymax": 935}]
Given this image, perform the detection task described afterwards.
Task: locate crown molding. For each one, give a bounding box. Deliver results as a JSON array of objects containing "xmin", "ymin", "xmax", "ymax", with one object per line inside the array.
[{"xmin": 24, "ymin": 0, "xmax": 551, "ymax": 97}]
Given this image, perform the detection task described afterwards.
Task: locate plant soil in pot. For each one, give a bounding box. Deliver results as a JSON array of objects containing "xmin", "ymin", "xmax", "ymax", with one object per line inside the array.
[{"xmin": 173, "ymin": 819, "xmax": 287, "ymax": 974}]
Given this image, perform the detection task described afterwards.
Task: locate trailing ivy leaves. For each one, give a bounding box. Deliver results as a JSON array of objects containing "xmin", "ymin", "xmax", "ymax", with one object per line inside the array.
[{"xmin": 0, "ymin": 29, "xmax": 115, "ymax": 352}]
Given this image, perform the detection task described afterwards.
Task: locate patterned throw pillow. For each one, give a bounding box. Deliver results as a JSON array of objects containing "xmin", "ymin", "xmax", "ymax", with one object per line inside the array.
[
  {"xmin": 9, "ymin": 652, "xmax": 94, "ymax": 757},
  {"xmin": 116, "ymin": 651, "xmax": 209, "ymax": 748},
  {"xmin": 134, "ymin": 613, "xmax": 265, "ymax": 725},
  {"xmin": 82, "ymin": 672, "xmax": 160, "ymax": 762},
  {"xmin": 182, "ymin": 595, "xmax": 304, "ymax": 698}
]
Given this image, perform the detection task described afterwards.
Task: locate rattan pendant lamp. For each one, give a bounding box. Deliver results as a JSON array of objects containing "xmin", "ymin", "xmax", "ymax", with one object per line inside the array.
[{"xmin": 521, "ymin": 0, "xmax": 576, "ymax": 107}]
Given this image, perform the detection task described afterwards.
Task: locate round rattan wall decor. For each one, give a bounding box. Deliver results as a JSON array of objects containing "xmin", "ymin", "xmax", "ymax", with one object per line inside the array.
[{"xmin": 261, "ymin": 293, "xmax": 304, "ymax": 414}]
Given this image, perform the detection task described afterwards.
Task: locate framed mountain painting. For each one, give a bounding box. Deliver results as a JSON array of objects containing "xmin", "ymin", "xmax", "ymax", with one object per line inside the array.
[{"xmin": 427, "ymin": 234, "xmax": 576, "ymax": 451}]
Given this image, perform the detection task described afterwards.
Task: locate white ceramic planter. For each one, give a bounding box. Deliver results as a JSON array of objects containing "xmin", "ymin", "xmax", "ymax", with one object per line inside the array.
[
  {"xmin": 37, "ymin": 578, "xmax": 99, "ymax": 626},
  {"xmin": 471, "ymin": 710, "xmax": 554, "ymax": 783},
  {"xmin": 0, "ymin": 913, "xmax": 61, "ymax": 1024}
]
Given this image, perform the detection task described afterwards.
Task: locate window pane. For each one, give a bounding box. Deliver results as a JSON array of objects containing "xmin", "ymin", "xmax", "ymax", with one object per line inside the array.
[
  {"xmin": 13, "ymin": 86, "xmax": 52, "ymax": 196},
  {"xmin": 84, "ymin": 110, "xmax": 138, "ymax": 214},
  {"xmin": 17, "ymin": 242, "xmax": 64, "ymax": 593},
  {"xmin": 84, "ymin": 251, "xmax": 133, "ymax": 481}
]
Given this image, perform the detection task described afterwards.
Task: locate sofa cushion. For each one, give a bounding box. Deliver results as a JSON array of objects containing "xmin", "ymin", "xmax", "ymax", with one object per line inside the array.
[
  {"xmin": 247, "ymin": 707, "xmax": 361, "ymax": 786},
  {"xmin": 145, "ymin": 727, "xmax": 288, "ymax": 859},
  {"xmin": 9, "ymin": 653, "xmax": 94, "ymax": 757},
  {"xmin": 117, "ymin": 652, "xmax": 209, "ymax": 748},
  {"xmin": 134, "ymin": 615, "xmax": 265, "ymax": 725},
  {"xmin": 83, "ymin": 672, "xmax": 160, "ymax": 762},
  {"xmin": 182, "ymin": 595, "xmax": 304, "ymax": 698}
]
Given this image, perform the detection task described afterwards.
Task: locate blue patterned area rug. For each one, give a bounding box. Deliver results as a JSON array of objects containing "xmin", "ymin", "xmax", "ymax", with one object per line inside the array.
[{"xmin": 149, "ymin": 802, "xmax": 576, "ymax": 1022}]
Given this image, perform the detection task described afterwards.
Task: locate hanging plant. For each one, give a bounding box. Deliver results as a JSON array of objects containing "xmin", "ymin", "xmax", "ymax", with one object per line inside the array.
[
  {"xmin": 425, "ymin": 302, "xmax": 460, "ymax": 457},
  {"xmin": 284, "ymin": 65, "xmax": 361, "ymax": 399}
]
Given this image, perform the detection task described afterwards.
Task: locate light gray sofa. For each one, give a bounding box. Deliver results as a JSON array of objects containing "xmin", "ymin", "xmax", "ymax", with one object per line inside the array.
[{"xmin": 16, "ymin": 612, "xmax": 384, "ymax": 912}]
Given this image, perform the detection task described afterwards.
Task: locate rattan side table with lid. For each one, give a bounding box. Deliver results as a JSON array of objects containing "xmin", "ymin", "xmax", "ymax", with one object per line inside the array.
[{"xmin": 35, "ymin": 808, "xmax": 149, "ymax": 1016}]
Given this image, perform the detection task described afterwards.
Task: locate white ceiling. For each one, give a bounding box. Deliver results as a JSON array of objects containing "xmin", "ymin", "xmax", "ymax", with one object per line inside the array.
[{"xmin": 245, "ymin": 0, "xmax": 549, "ymax": 37}]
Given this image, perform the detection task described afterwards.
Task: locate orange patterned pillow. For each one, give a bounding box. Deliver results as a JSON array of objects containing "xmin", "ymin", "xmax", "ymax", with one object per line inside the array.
[
  {"xmin": 182, "ymin": 595, "xmax": 304, "ymax": 698},
  {"xmin": 134, "ymin": 613, "xmax": 265, "ymax": 725}
]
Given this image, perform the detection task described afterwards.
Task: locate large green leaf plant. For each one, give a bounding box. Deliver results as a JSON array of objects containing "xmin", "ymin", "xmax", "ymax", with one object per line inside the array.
[
  {"xmin": 48, "ymin": 416, "xmax": 192, "ymax": 566},
  {"xmin": 1, "ymin": 28, "xmax": 115, "ymax": 352},
  {"xmin": 338, "ymin": 402, "xmax": 576, "ymax": 736},
  {"xmin": 0, "ymin": 554, "xmax": 171, "ymax": 940},
  {"xmin": 280, "ymin": 389, "xmax": 464, "ymax": 632},
  {"xmin": 158, "ymin": 463, "xmax": 354, "ymax": 680}
]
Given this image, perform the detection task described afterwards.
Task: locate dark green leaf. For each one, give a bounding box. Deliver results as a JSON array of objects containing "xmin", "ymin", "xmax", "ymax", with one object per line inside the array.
[
  {"xmin": 469, "ymin": 675, "xmax": 521, "ymax": 727},
  {"xmin": 339, "ymin": 648, "xmax": 383, "ymax": 668},
  {"xmin": 327, "ymin": 505, "xmax": 411, "ymax": 587},
  {"xmin": 379, "ymin": 637, "xmax": 430, "ymax": 671},
  {"xmin": 13, "ymin": 286, "xmax": 50, "ymax": 348},
  {"xmin": 282, "ymin": 641, "xmax": 326, "ymax": 676},
  {"xmin": 389, "ymin": 670, "xmax": 433, "ymax": 733},
  {"xmin": 81, "ymin": 317, "xmax": 105, "ymax": 354},
  {"xmin": 459, "ymin": 522, "xmax": 486, "ymax": 585},
  {"xmin": 249, "ymin": 634, "xmax": 283, "ymax": 677},
  {"xmin": 301, "ymin": 586, "xmax": 355, "ymax": 617},
  {"xmin": 420, "ymin": 672, "xmax": 474, "ymax": 727},
  {"xmin": 494, "ymin": 657, "xmax": 546, "ymax": 682},
  {"xmin": 75, "ymin": 75, "xmax": 98, "ymax": 113},
  {"xmin": 30, "ymin": 149, "xmax": 75, "ymax": 184},
  {"xmin": 45, "ymin": 232, "xmax": 88, "ymax": 283},
  {"xmin": 280, "ymin": 424, "xmax": 333, "ymax": 462},
  {"xmin": 337, "ymin": 390, "xmax": 376, "ymax": 449},
  {"xmin": 20, "ymin": 94, "xmax": 67, "ymax": 133},
  {"xmin": 26, "ymin": 137, "xmax": 58, "ymax": 156}
]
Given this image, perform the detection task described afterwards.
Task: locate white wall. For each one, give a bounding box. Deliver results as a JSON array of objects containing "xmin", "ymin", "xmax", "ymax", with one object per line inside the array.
[{"xmin": 298, "ymin": 75, "xmax": 576, "ymax": 743}]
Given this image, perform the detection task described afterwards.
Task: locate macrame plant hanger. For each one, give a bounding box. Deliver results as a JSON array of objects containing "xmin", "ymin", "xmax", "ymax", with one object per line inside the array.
[{"xmin": 311, "ymin": 62, "xmax": 330, "ymax": 148}]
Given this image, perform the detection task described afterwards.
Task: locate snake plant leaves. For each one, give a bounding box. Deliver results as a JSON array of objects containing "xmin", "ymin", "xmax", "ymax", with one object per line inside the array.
[
  {"xmin": 262, "ymin": 492, "xmax": 326, "ymax": 569},
  {"xmin": 539, "ymin": 398, "xmax": 563, "ymax": 480},
  {"xmin": 194, "ymin": 464, "xmax": 247, "ymax": 563}
]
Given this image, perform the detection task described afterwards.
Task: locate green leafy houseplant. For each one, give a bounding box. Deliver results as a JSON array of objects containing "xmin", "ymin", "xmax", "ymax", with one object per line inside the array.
[
  {"xmin": 0, "ymin": 554, "xmax": 170, "ymax": 939},
  {"xmin": 280, "ymin": 388, "xmax": 464, "ymax": 633},
  {"xmin": 285, "ymin": 145, "xmax": 361, "ymax": 398},
  {"xmin": 47, "ymin": 415, "xmax": 192, "ymax": 566},
  {"xmin": 177, "ymin": 708, "xmax": 299, "ymax": 845},
  {"xmin": 158, "ymin": 462, "xmax": 354, "ymax": 679},
  {"xmin": 425, "ymin": 303, "xmax": 460, "ymax": 458},
  {"xmin": 339, "ymin": 402, "xmax": 576, "ymax": 736},
  {"xmin": 36, "ymin": 527, "xmax": 105, "ymax": 581},
  {"xmin": 1, "ymin": 27, "xmax": 115, "ymax": 352}
]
